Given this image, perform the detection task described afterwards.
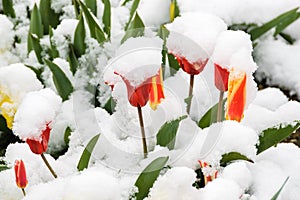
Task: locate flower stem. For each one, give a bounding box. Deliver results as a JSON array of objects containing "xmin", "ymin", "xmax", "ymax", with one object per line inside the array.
[
  {"xmin": 217, "ymin": 91, "xmax": 224, "ymax": 122},
  {"xmin": 21, "ymin": 188, "xmax": 26, "ymax": 196},
  {"xmin": 137, "ymin": 106, "xmax": 148, "ymax": 158},
  {"xmin": 186, "ymin": 74, "xmax": 194, "ymax": 114},
  {"xmin": 41, "ymin": 153, "xmax": 57, "ymax": 178}
]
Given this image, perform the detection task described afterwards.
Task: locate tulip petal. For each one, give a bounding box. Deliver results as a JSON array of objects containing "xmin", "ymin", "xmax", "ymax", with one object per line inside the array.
[
  {"xmin": 26, "ymin": 123, "xmax": 51, "ymax": 154},
  {"xmin": 0, "ymin": 89, "xmax": 16, "ymax": 129},
  {"xmin": 149, "ymin": 68, "xmax": 165, "ymax": 110},
  {"xmin": 175, "ymin": 55, "xmax": 208, "ymax": 75},
  {"xmin": 214, "ymin": 64, "xmax": 229, "ymax": 92},
  {"xmin": 226, "ymin": 70, "xmax": 247, "ymax": 122},
  {"xmin": 14, "ymin": 160, "xmax": 28, "ymax": 189}
]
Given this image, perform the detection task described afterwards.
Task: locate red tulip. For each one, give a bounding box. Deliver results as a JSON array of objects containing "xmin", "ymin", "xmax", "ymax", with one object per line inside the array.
[
  {"xmin": 175, "ymin": 55, "xmax": 208, "ymax": 75},
  {"xmin": 214, "ymin": 64, "xmax": 230, "ymax": 92},
  {"xmin": 14, "ymin": 160, "xmax": 28, "ymax": 189},
  {"xmin": 115, "ymin": 72, "xmax": 152, "ymax": 107},
  {"xmin": 226, "ymin": 70, "xmax": 247, "ymax": 122},
  {"xmin": 26, "ymin": 123, "xmax": 51, "ymax": 155},
  {"xmin": 149, "ymin": 68, "xmax": 165, "ymax": 110}
]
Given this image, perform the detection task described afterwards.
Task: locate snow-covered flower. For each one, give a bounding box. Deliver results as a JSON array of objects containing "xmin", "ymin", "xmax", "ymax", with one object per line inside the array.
[
  {"xmin": 0, "ymin": 64, "xmax": 43, "ymax": 129},
  {"xmin": 14, "ymin": 160, "xmax": 28, "ymax": 190},
  {"xmin": 214, "ymin": 64, "xmax": 230, "ymax": 92},
  {"xmin": 199, "ymin": 160, "xmax": 218, "ymax": 186},
  {"xmin": 13, "ymin": 88, "xmax": 62, "ymax": 155},
  {"xmin": 149, "ymin": 67, "xmax": 165, "ymax": 110},
  {"xmin": 166, "ymin": 12, "xmax": 227, "ymax": 75}
]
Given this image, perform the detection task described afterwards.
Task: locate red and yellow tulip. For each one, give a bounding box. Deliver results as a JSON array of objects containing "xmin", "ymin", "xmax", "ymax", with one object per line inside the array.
[
  {"xmin": 149, "ymin": 68, "xmax": 165, "ymax": 110},
  {"xmin": 175, "ymin": 55, "xmax": 208, "ymax": 75},
  {"xmin": 226, "ymin": 69, "xmax": 247, "ymax": 122},
  {"xmin": 199, "ymin": 160, "xmax": 218, "ymax": 185},
  {"xmin": 14, "ymin": 160, "xmax": 28, "ymax": 189}
]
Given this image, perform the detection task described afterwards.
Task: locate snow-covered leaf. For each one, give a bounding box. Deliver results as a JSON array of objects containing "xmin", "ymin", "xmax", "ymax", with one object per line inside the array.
[
  {"xmin": 220, "ymin": 152, "xmax": 253, "ymax": 167},
  {"xmin": 125, "ymin": 0, "xmax": 140, "ymax": 30},
  {"xmin": 169, "ymin": 0, "xmax": 180, "ymax": 22},
  {"xmin": 271, "ymin": 177, "xmax": 289, "ymax": 200},
  {"xmin": 84, "ymin": 0, "xmax": 97, "ymax": 16},
  {"xmin": 39, "ymin": 0, "xmax": 60, "ymax": 34},
  {"xmin": 156, "ymin": 115, "xmax": 187, "ymax": 150},
  {"xmin": 68, "ymin": 44, "xmax": 79, "ymax": 75},
  {"xmin": 250, "ymin": 7, "xmax": 300, "ymax": 41},
  {"xmin": 77, "ymin": 134, "xmax": 101, "ymax": 171},
  {"xmin": 44, "ymin": 59, "xmax": 74, "ymax": 101},
  {"xmin": 30, "ymin": 34, "xmax": 43, "ymax": 64},
  {"xmin": 2, "ymin": 0, "xmax": 15, "ymax": 18},
  {"xmin": 274, "ymin": 11, "xmax": 300, "ymax": 37},
  {"xmin": 134, "ymin": 157, "xmax": 169, "ymax": 200},
  {"xmin": 103, "ymin": 96, "xmax": 116, "ymax": 114},
  {"xmin": 64, "ymin": 127, "xmax": 72, "ymax": 146},
  {"xmin": 25, "ymin": 64, "xmax": 44, "ymax": 85},
  {"xmin": 198, "ymin": 99, "xmax": 226, "ymax": 129},
  {"xmin": 28, "ymin": 3, "xmax": 44, "ymax": 53},
  {"xmin": 121, "ymin": 12, "xmax": 144, "ymax": 43},
  {"xmin": 257, "ymin": 121, "xmax": 300, "ymax": 154},
  {"xmin": 102, "ymin": 0, "xmax": 111, "ymax": 38},
  {"xmin": 167, "ymin": 53, "xmax": 180, "ymax": 75},
  {"xmin": 79, "ymin": 0, "xmax": 106, "ymax": 43},
  {"xmin": 74, "ymin": 13, "xmax": 86, "ymax": 57}
]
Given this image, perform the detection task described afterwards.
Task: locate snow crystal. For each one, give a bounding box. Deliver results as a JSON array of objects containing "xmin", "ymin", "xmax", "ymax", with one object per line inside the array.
[
  {"xmin": 13, "ymin": 88, "xmax": 62, "ymax": 140},
  {"xmin": 166, "ymin": 12, "xmax": 227, "ymax": 63}
]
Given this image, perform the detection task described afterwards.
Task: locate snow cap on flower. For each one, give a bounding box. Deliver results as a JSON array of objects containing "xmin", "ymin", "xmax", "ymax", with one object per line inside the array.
[
  {"xmin": 13, "ymin": 88, "xmax": 62, "ymax": 145},
  {"xmin": 0, "ymin": 64, "xmax": 43, "ymax": 128},
  {"xmin": 166, "ymin": 12, "xmax": 227, "ymax": 64}
]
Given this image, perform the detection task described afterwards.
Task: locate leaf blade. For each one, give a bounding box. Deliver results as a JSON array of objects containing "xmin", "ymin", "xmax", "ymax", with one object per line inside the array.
[
  {"xmin": 121, "ymin": 12, "xmax": 145, "ymax": 43},
  {"xmin": 220, "ymin": 152, "xmax": 253, "ymax": 167},
  {"xmin": 77, "ymin": 134, "xmax": 100, "ymax": 171},
  {"xmin": 73, "ymin": 13, "xmax": 86, "ymax": 57}
]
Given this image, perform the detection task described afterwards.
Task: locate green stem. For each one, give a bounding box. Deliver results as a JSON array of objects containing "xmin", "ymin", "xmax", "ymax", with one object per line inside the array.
[
  {"xmin": 217, "ymin": 91, "xmax": 224, "ymax": 122},
  {"xmin": 41, "ymin": 153, "xmax": 57, "ymax": 178},
  {"xmin": 137, "ymin": 106, "xmax": 148, "ymax": 158},
  {"xmin": 186, "ymin": 74, "xmax": 194, "ymax": 114},
  {"xmin": 21, "ymin": 188, "xmax": 26, "ymax": 196}
]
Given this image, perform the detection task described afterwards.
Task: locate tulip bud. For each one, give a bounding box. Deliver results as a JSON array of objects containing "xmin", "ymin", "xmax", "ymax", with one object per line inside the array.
[{"xmin": 14, "ymin": 160, "xmax": 28, "ymax": 189}]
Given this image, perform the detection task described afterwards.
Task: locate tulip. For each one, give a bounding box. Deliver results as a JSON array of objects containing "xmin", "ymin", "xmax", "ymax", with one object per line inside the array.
[
  {"xmin": 14, "ymin": 160, "xmax": 27, "ymax": 196},
  {"xmin": 0, "ymin": 90, "xmax": 15, "ymax": 129},
  {"xmin": 214, "ymin": 64, "xmax": 230, "ymax": 122},
  {"xmin": 26, "ymin": 123, "xmax": 51, "ymax": 155},
  {"xmin": 199, "ymin": 160, "xmax": 218, "ymax": 186},
  {"xmin": 226, "ymin": 70, "xmax": 247, "ymax": 122},
  {"xmin": 115, "ymin": 69, "xmax": 165, "ymax": 158},
  {"xmin": 25, "ymin": 123, "xmax": 57, "ymax": 178},
  {"xmin": 149, "ymin": 68, "xmax": 165, "ymax": 110}
]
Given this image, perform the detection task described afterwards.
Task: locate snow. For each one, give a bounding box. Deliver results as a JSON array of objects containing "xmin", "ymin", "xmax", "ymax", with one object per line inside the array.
[
  {"xmin": 0, "ymin": 14, "xmax": 14, "ymax": 51},
  {"xmin": 13, "ymin": 89, "xmax": 62, "ymax": 140},
  {"xmin": 105, "ymin": 36, "xmax": 163, "ymax": 87},
  {"xmin": 166, "ymin": 12, "xmax": 227, "ymax": 63}
]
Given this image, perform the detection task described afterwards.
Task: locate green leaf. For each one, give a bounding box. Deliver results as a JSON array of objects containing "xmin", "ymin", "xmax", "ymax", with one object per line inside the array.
[
  {"xmin": 24, "ymin": 64, "xmax": 44, "ymax": 85},
  {"xmin": 156, "ymin": 116, "xmax": 187, "ymax": 150},
  {"xmin": 79, "ymin": 0, "xmax": 106, "ymax": 43},
  {"xmin": 2, "ymin": 0, "xmax": 16, "ymax": 18},
  {"xmin": 134, "ymin": 157, "xmax": 169, "ymax": 200},
  {"xmin": 274, "ymin": 12, "xmax": 300, "ymax": 37},
  {"xmin": 257, "ymin": 121, "xmax": 300, "ymax": 154},
  {"xmin": 44, "ymin": 59, "xmax": 74, "ymax": 101},
  {"xmin": 198, "ymin": 99, "xmax": 226, "ymax": 129},
  {"xmin": 77, "ymin": 134, "xmax": 100, "ymax": 171},
  {"xmin": 39, "ymin": 0, "xmax": 60, "ymax": 34},
  {"xmin": 271, "ymin": 177, "xmax": 289, "ymax": 200},
  {"xmin": 167, "ymin": 53, "xmax": 180, "ymax": 75},
  {"xmin": 84, "ymin": 0, "xmax": 97, "ymax": 16},
  {"xmin": 103, "ymin": 96, "xmax": 116, "ymax": 114},
  {"xmin": 0, "ymin": 163, "xmax": 9, "ymax": 172},
  {"xmin": 121, "ymin": 0, "xmax": 131, "ymax": 6},
  {"xmin": 73, "ymin": 13, "xmax": 86, "ymax": 57},
  {"xmin": 249, "ymin": 7, "xmax": 299, "ymax": 41},
  {"xmin": 124, "ymin": 0, "xmax": 140, "ymax": 30},
  {"xmin": 220, "ymin": 152, "xmax": 253, "ymax": 167},
  {"xmin": 28, "ymin": 3, "xmax": 44, "ymax": 53},
  {"xmin": 64, "ymin": 127, "xmax": 72, "ymax": 146},
  {"xmin": 68, "ymin": 44, "xmax": 79, "ymax": 75},
  {"xmin": 72, "ymin": 0, "xmax": 81, "ymax": 19},
  {"xmin": 49, "ymin": 26, "xmax": 59, "ymax": 59},
  {"xmin": 102, "ymin": 0, "xmax": 111, "ymax": 38},
  {"xmin": 30, "ymin": 34, "xmax": 43, "ymax": 64},
  {"xmin": 121, "ymin": 12, "xmax": 144, "ymax": 44}
]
